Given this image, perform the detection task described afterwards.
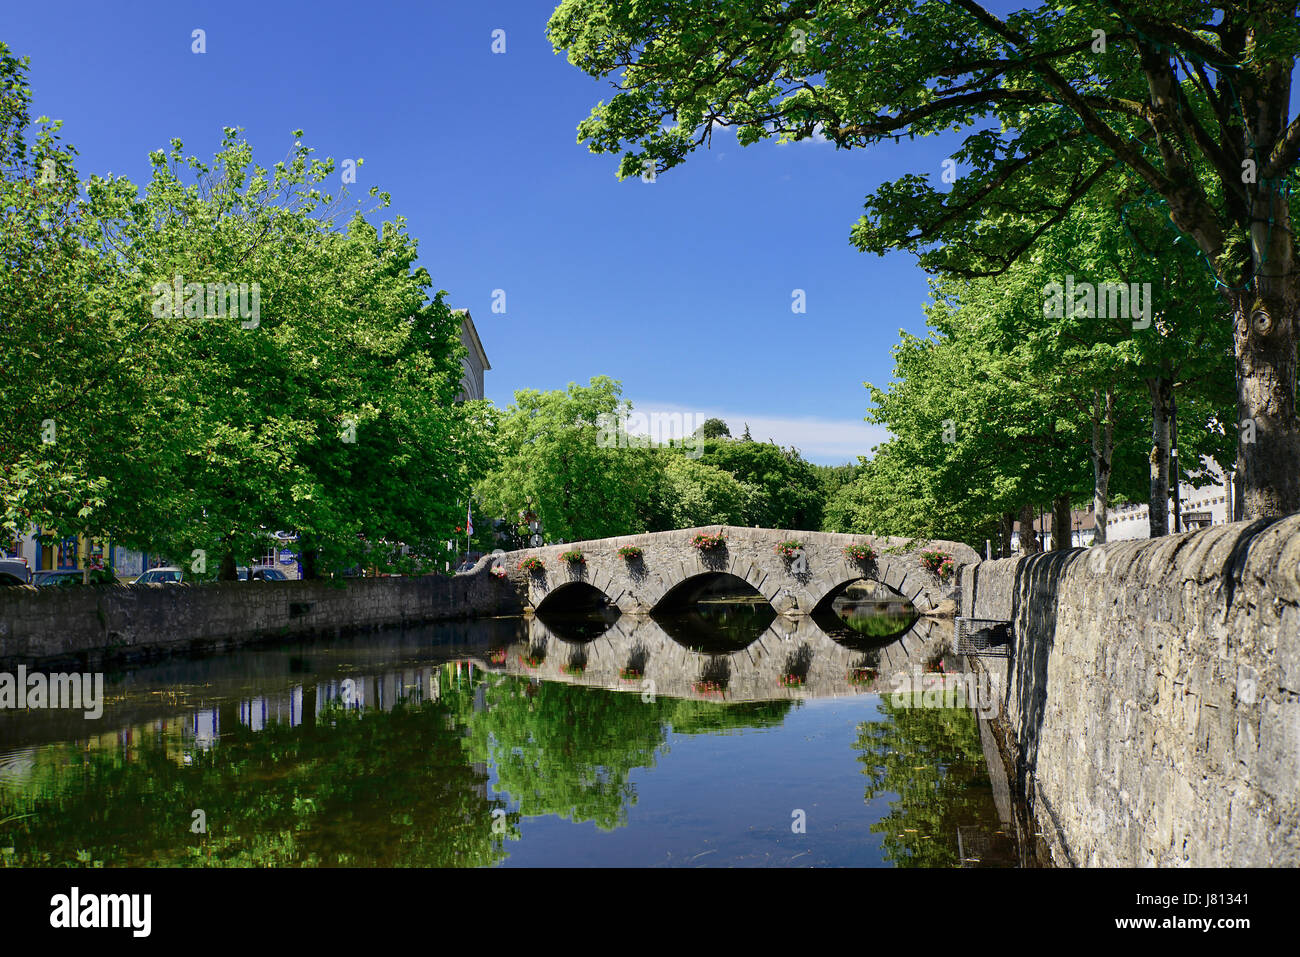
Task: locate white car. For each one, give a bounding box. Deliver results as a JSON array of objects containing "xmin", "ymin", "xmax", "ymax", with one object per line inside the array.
[{"xmin": 134, "ymin": 566, "xmax": 183, "ymax": 585}]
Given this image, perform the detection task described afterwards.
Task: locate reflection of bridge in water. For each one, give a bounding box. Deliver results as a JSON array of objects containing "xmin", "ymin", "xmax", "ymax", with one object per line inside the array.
[{"xmin": 491, "ymin": 613, "xmax": 953, "ymax": 703}]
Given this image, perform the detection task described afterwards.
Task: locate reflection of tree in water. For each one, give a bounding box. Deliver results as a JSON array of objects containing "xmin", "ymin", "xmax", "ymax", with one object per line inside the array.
[
  {"xmin": 667, "ymin": 698, "xmax": 792, "ymax": 735},
  {"xmin": 0, "ymin": 668, "xmax": 804, "ymax": 864},
  {"xmin": 459, "ymin": 674, "xmax": 793, "ymax": 831},
  {"xmin": 462, "ymin": 678, "xmax": 663, "ymax": 830},
  {"xmin": 0, "ymin": 697, "xmax": 511, "ymax": 867},
  {"xmin": 854, "ymin": 697, "xmax": 1013, "ymax": 867}
]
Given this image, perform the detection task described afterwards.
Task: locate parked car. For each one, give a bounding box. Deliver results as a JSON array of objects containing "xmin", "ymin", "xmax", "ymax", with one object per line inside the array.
[
  {"xmin": 0, "ymin": 571, "xmax": 28, "ymax": 586},
  {"xmin": 32, "ymin": 569, "xmax": 87, "ymax": 587},
  {"xmin": 134, "ymin": 566, "xmax": 184, "ymax": 585},
  {"xmin": 0, "ymin": 557, "xmax": 30, "ymax": 584},
  {"xmin": 237, "ymin": 566, "xmax": 288, "ymax": 581},
  {"xmin": 32, "ymin": 568, "xmax": 117, "ymax": 587}
]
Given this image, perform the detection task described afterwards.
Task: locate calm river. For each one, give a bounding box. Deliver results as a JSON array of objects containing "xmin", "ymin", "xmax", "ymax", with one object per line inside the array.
[{"xmin": 0, "ymin": 590, "xmax": 1026, "ymax": 867}]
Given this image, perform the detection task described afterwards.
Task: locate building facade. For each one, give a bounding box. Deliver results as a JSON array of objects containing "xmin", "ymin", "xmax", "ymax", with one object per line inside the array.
[{"xmin": 453, "ymin": 308, "xmax": 490, "ymax": 402}]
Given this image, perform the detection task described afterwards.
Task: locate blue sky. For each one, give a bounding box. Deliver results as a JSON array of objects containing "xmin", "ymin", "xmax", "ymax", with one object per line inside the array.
[{"xmin": 5, "ymin": 0, "xmax": 968, "ymax": 463}]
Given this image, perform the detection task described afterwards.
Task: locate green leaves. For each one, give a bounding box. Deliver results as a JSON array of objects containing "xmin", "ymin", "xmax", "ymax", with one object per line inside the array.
[{"xmin": 1, "ymin": 41, "xmax": 491, "ymax": 571}]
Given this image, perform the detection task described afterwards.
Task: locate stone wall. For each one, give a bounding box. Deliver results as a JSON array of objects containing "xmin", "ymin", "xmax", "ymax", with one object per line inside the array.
[
  {"xmin": 958, "ymin": 516, "xmax": 1300, "ymax": 866},
  {"xmin": 0, "ymin": 565, "xmax": 524, "ymax": 669}
]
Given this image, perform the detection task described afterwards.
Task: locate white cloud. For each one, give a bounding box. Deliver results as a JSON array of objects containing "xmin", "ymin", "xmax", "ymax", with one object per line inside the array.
[{"xmin": 624, "ymin": 399, "xmax": 889, "ymax": 464}]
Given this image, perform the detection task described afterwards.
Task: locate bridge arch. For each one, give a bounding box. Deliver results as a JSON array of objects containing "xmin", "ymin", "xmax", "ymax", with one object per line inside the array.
[
  {"xmin": 647, "ymin": 569, "xmax": 771, "ymax": 614},
  {"xmin": 533, "ymin": 579, "xmax": 616, "ymax": 614}
]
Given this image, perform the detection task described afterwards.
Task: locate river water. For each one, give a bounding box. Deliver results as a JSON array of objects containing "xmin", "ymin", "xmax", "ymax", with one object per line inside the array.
[{"xmin": 0, "ymin": 594, "xmax": 1025, "ymax": 867}]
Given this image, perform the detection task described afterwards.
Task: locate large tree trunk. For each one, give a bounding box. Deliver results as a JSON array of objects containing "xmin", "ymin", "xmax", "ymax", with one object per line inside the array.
[
  {"xmin": 1228, "ymin": 288, "xmax": 1300, "ymax": 519},
  {"xmin": 999, "ymin": 511, "xmax": 1015, "ymax": 558},
  {"xmin": 1018, "ymin": 503, "xmax": 1040, "ymax": 556},
  {"xmin": 1051, "ymin": 495, "xmax": 1071, "ymax": 550},
  {"xmin": 1091, "ymin": 388, "xmax": 1114, "ymax": 544},
  {"xmin": 219, "ymin": 550, "xmax": 238, "ymax": 581},
  {"xmin": 1147, "ymin": 377, "xmax": 1172, "ymax": 537}
]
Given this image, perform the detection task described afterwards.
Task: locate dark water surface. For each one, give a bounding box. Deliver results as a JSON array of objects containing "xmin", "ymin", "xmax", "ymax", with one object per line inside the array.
[{"xmin": 0, "ymin": 605, "xmax": 1022, "ymax": 867}]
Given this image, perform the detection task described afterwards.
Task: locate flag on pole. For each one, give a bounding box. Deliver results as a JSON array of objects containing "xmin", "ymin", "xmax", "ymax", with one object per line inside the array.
[{"xmin": 466, "ymin": 501, "xmax": 474, "ymax": 537}]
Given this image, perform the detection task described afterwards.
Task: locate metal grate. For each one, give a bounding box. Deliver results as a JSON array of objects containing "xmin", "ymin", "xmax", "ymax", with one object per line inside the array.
[{"xmin": 955, "ymin": 617, "xmax": 1013, "ymax": 657}]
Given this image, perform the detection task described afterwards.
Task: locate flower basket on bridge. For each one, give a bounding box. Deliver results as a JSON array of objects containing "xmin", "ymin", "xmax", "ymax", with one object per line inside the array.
[
  {"xmin": 617, "ymin": 545, "xmax": 643, "ymax": 560},
  {"xmin": 518, "ymin": 557, "xmax": 545, "ymax": 574},
  {"xmin": 490, "ymin": 564, "xmax": 507, "ymax": 579},
  {"xmin": 559, "ymin": 549, "xmax": 586, "ymax": 565},
  {"xmin": 847, "ymin": 667, "xmax": 878, "ymax": 685},
  {"xmin": 774, "ymin": 540, "xmax": 803, "ymax": 559},
  {"xmin": 919, "ymin": 550, "xmax": 954, "ymax": 578},
  {"xmin": 691, "ymin": 532, "xmax": 726, "ymax": 551},
  {"xmin": 843, "ymin": 543, "xmax": 877, "ymax": 563}
]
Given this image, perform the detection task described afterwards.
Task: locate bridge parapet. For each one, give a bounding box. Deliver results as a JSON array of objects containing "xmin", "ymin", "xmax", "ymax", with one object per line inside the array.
[{"xmin": 481, "ymin": 526, "xmax": 974, "ymax": 617}]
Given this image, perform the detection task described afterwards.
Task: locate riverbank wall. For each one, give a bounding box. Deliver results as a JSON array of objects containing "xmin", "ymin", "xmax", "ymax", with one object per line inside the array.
[
  {"xmin": 958, "ymin": 515, "xmax": 1300, "ymax": 866},
  {"xmin": 0, "ymin": 565, "xmax": 524, "ymax": 670}
]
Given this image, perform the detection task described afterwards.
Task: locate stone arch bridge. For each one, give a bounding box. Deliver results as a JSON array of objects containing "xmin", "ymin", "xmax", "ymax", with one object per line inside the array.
[{"xmin": 481, "ymin": 526, "xmax": 976, "ymax": 617}]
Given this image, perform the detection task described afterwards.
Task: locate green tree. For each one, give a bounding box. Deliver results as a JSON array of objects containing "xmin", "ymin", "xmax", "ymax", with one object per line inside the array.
[
  {"xmin": 63, "ymin": 127, "xmax": 488, "ymax": 575},
  {"xmin": 828, "ymin": 189, "xmax": 1233, "ymax": 548},
  {"xmin": 697, "ymin": 438, "xmax": 824, "ymax": 530},
  {"xmin": 0, "ymin": 45, "xmax": 114, "ymax": 554},
  {"xmin": 640, "ymin": 454, "xmax": 762, "ymax": 530},
  {"xmin": 474, "ymin": 377, "xmax": 659, "ymax": 542},
  {"xmin": 696, "ymin": 417, "xmax": 731, "ymax": 439},
  {"xmin": 549, "ymin": 0, "xmax": 1300, "ymax": 519}
]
